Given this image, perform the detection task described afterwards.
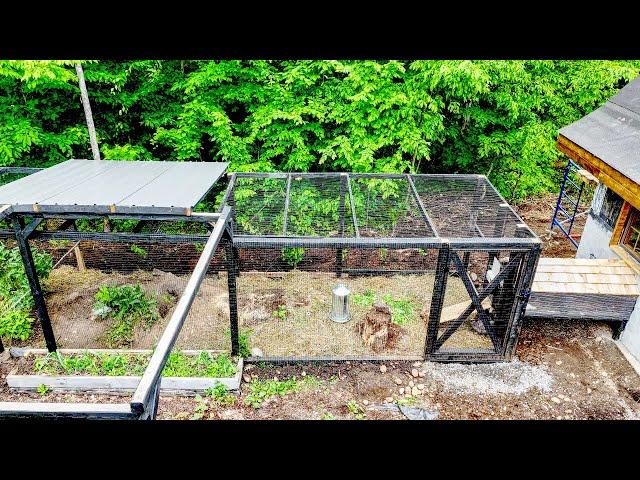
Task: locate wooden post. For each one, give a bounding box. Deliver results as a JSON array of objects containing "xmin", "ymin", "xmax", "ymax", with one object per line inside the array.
[
  {"xmin": 75, "ymin": 63, "xmax": 100, "ymax": 162},
  {"xmin": 11, "ymin": 217, "xmax": 57, "ymax": 352},
  {"xmin": 70, "ymin": 221, "xmax": 86, "ymax": 272}
]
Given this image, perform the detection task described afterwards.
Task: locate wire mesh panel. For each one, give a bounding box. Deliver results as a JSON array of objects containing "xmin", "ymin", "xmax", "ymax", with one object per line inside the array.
[
  {"xmin": 350, "ymin": 176, "xmax": 434, "ymax": 237},
  {"xmin": 235, "ymin": 245, "xmax": 440, "ymax": 359},
  {"xmin": 425, "ymin": 246, "xmax": 533, "ymax": 361},
  {"xmin": 8, "ymin": 224, "xmax": 233, "ymax": 355}
]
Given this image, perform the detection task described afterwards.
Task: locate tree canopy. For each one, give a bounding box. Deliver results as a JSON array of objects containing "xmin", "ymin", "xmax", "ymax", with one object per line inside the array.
[{"xmin": 1, "ymin": 60, "xmax": 639, "ymax": 200}]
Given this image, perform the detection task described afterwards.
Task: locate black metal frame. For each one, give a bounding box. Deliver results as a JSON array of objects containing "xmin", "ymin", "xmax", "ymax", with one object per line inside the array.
[
  {"xmin": 225, "ymin": 172, "xmax": 541, "ymax": 363},
  {"xmin": 0, "ymin": 168, "xmax": 542, "ymax": 418}
]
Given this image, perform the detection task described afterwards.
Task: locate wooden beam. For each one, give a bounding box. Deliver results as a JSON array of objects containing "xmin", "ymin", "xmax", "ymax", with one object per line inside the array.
[{"xmin": 557, "ymin": 135, "xmax": 640, "ymax": 211}]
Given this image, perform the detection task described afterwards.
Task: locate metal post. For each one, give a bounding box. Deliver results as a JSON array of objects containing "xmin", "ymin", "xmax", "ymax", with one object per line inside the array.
[
  {"xmin": 346, "ymin": 174, "xmax": 360, "ymax": 237},
  {"xmin": 425, "ymin": 242, "xmax": 450, "ymax": 356},
  {"xmin": 407, "ymin": 174, "xmax": 438, "ymax": 236},
  {"xmin": 11, "ymin": 217, "xmax": 57, "ymax": 352},
  {"xmin": 224, "ymin": 234, "xmax": 240, "ymax": 356},
  {"xmin": 502, "ymin": 241, "xmax": 542, "ymax": 360},
  {"xmin": 336, "ymin": 174, "xmax": 347, "ymax": 277},
  {"xmin": 0, "ymin": 337, "xmax": 4, "ymax": 353},
  {"xmin": 282, "ymin": 173, "xmax": 292, "ymax": 235}
]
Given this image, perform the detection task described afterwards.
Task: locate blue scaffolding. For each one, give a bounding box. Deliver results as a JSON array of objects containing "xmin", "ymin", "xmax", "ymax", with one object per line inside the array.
[{"xmin": 550, "ymin": 158, "xmax": 586, "ymax": 248}]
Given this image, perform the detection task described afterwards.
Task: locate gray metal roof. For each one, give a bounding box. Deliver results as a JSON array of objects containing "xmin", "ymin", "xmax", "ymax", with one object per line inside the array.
[
  {"xmin": 559, "ymin": 75, "xmax": 640, "ymax": 184},
  {"xmin": 0, "ymin": 159, "xmax": 228, "ymax": 215}
]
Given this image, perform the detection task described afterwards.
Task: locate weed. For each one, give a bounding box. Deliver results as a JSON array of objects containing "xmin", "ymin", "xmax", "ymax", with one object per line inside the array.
[
  {"xmin": 191, "ymin": 394, "xmax": 209, "ymax": 420},
  {"xmin": 379, "ymin": 248, "xmax": 388, "ymax": 262},
  {"xmin": 93, "ymin": 284, "xmax": 159, "ymax": 347},
  {"xmin": 194, "ymin": 243, "xmax": 205, "ymax": 253},
  {"xmin": 244, "ymin": 378, "xmax": 301, "ymax": 409},
  {"xmin": 395, "ymin": 396, "xmax": 418, "ymax": 407},
  {"xmin": 205, "ymin": 382, "xmax": 236, "ymax": 407},
  {"xmin": 272, "ymin": 304, "xmax": 288, "ymax": 321},
  {"xmin": 37, "ymin": 384, "xmax": 50, "ymax": 396},
  {"xmin": 49, "ymin": 239, "xmax": 71, "ymax": 249},
  {"xmin": 382, "ymin": 295, "xmax": 416, "ymax": 325},
  {"xmin": 353, "ymin": 289, "xmax": 376, "ymax": 308},
  {"xmin": 237, "ymin": 329, "xmax": 252, "ymax": 358},
  {"xmin": 321, "ymin": 412, "xmax": 335, "ymax": 420},
  {"xmin": 346, "ymin": 400, "xmax": 366, "ymax": 420},
  {"xmin": 130, "ymin": 244, "xmax": 148, "ymax": 258},
  {"xmin": 282, "ymin": 247, "xmax": 305, "ymax": 268}
]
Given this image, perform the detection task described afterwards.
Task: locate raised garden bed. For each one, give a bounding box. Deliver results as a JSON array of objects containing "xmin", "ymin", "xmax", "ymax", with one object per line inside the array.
[{"xmin": 7, "ymin": 348, "xmax": 243, "ymax": 395}]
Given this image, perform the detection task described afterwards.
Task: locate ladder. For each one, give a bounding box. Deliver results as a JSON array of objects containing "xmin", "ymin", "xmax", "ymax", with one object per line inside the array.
[{"xmin": 550, "ymin": 158, "xmax": 587, "ymax": 248}]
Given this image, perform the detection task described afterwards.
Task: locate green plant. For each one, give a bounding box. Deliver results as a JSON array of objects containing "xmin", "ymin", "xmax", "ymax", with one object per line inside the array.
[
  {"xmin": 346, "ymin": 400, "xmax": 366, "ymax": 420},
  {"xmin": 273, "ymin": 304, "xmax": 288, "ymax": 321},
  {"xmin": 236, "ymin": 329, "xmax": 252, "ymax": 358},
  {"xmin": 321, "ymin": 412, "xmax": 335, "ymax": 420},
  {"xmin": 282, "ymin": 247, "xmax": 305, "ymax": 268},
  {"xmin": 49, "ymin": 239, "xmax": 71, "ymax": 249},
  {"xmin": 191, "ymin": 394, "xmax": 209, "ymax": 420},
  {"xmin": 244, "ymin": 378, "xmax": 301, "ymax": 409},
  {"xmin": 32, "ymin": 350, "xmax": 236, "ymax": 377},
  {"xmin": 382, "ymin": 295, "xmax": 416, "ymax": 325},
  {"xmin": 0, "ymin": 309, "xmax": 33, "ymax": 341},
  {"xmin": 205, "ymin": 381, "xmax": 236, "ymax": 406},
  {"xmin": 0, "ymin": 243, "xmax": 52, "ymax": 341},
  {"xmin": 130, "ymin": 244, "xmax": 148, "ymax": 258},
  {"xmin": 93, "ymin": 284, "xmax": 159, "ymax": 347},
  {"xmin": 36, "ymin": 384, "xmax": 50, "ymax": 396},
  {"xmin": 379, "ymin": 248, "xmax": 388, "ymax": 262},
  {"xmin": 353, "ymin": 289, "xmax": 376, "ymax": 308},
  {"xmin": 194, "ymin": 243, "xmax": 205, "ymax": 253},
  {"xmin": 395, "ymin": 396, "xmax": 418, "ymax": 407}
]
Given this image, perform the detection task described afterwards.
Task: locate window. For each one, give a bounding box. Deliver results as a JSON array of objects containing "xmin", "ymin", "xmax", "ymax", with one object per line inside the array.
[
  {"xmin": 599, "ymin": 187, "xmax": 623, "ymax": 229},
  {"xmin": 621, "ymin": 207, "xmax": 640, "ymax": 258}
]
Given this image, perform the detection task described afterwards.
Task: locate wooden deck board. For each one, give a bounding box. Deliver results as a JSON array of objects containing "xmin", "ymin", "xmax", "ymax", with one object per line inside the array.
[{"xmin": 531, "ymin": 257, "xmax": 640, "ymax": 296}]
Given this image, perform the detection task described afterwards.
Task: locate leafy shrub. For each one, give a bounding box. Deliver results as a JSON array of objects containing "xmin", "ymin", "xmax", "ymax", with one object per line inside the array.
[
  {"xmin": 93, "ymin": 284, "xmax": 159, "ymax": 347},
  {"xmin": 282, "ymin": 247, "xmax": 305, "ymax": 268},
  {"xmin": 130, "ymin": 245, "xmax": 148, "ymax": 258},
  {"xmin": 0, "ymin": 309, "xmax": 33, "ymax": 341}
]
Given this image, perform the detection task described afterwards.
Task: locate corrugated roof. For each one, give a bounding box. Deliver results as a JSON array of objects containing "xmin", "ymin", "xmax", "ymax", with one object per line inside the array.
[
  {"xmin": 559, "ymin": 75, "xmax": 640, "ymax": 184},
  {"xmin": 0, "ymin": 159, "xmax": 228, "ymax": 215}
]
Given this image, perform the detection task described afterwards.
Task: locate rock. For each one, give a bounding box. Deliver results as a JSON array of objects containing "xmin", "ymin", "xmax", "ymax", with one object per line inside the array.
[
  {"xmin": 587, "ymin": 388, "xmax": 592, "ymax": 394},
  {"xmin": 384, "ymin": 397, "xmax": 394, "ymax": 403},
  {"xmin": 470, "ymin": 272, "xmax": 478, "ymax": 282},
  {"xmin": 418, "ymin": 371, "xmax": 425, "ymax": 378},
  {"xmin": 411, "ymin": 387, "xmax": 420, "ymax": 396},
  {"xmin": 399, "ymin": 388, "xmax": 405, "ymax": 395},
  {"xmin": 363, "ymin": 400, "xmax": 369, "ymax": 406},
  {"xmin": 250, "ymin": 347, "xmax": 264, "ymax": 357},
  {"xmin": 408, "ymin": 381, "xmax": 415, "ymax": 388},
  {"xmin": 273, "ymin": 376, "xmax": 279, "ymax": 382},
  {"xmin": 556, "ymin": 360, "xmax": 562, "ymax": 365},
  {"xmin": 301, "ymin": 371, "xmax": 307, "ymax": 377},
  {"xmin": 243, "ymin": 374, "xmax": 252, "ymax": 383},
  {"xmin": 394, "ymin": 377, "xmax": 403, "ymax": 385},
  {"xmin": 411, "ymin": 369, "xmax": 419, "ymax": 378},
  {"xmin": 471, "ymin": 317, "xmax": 488, "ymax": 335},
  {"xmin": 551, "ymin": 397, "xmax": 561, "ymax": 404},
  {"xmin": 380, "ymin": 365, "xmax": 387, "ymax": 373},
  {"xmin": 412, "ymin": 361, "xmax": 422, "ymax": 368},
  {"xmin": 398, "ymin": 406, "xmax": 438, "ymax": 420},
  {"xmin": 417, "ymin": 384, "xmax": 425, "ymax": 390}
]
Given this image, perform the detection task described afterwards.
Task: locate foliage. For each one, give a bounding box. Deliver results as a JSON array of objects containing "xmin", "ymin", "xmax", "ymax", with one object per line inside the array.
[
  {"xmin": 346, "ymin": 400, "xmax": 366, "ymax": 420},
  {"xmin": 93, "ymin": 284, "xmax": 159, "ymax": 347},
  {"xmin": 244, "ymin": 377, "xmax": 302, "ymax": 409},
  {"xmin": 0, "ymin": 243, "xmax": 52, "ymax": 341},
  {"xmin": 32, "ymin": 350, "xmax": 237, "ymax": 377},
  {"xmin": 205, "ymin": 381, "xmax": 236, "ymax": 406},
  {"xmin": 0, "ymin": 309, "xmax": 33, "ymax": 341},
  {"xmin": 272, "ymin": 304, "xmax": 288, "ymax": 321},
  {"xmin": 1, "ymin": 60, "xmax": 640, "ymax": 201},
  {"xmin": 282, "ymin": 247, "xmax": 305, "ymax": 268},
  {"xmin": 130, "ymin": 244, "xmax": 148, "ymax": 258},
  {"xmin": 37, "ymin": 384, "xmax": 50, "ymax": 396},
  {"xmin": 236, "ymin": 328, "xmax": 252, "ymax": 358},
  {"xmin": 352, "ymin": 289, "xmax": 415, "ymax": 325}
]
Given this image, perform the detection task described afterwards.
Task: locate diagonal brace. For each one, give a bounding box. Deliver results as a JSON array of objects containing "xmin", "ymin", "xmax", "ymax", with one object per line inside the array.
[{"xmin": 435, "ymin": 253, "xmax": 521, "ymax": 351}]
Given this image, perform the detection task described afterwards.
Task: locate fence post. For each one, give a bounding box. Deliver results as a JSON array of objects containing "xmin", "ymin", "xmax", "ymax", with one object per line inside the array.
[
  {"xmin": 336, "ymin": 173, "xmax": 347, "ymax": 277},
  {"xmin": 502, "ymin": 241, "xmax": 542, "ymax": 360},
  {"xmin": 11, "ymin": 217, "xmax": 57, "ymax": 352},
  {"xmin": 425, "ymin": 241, "xmax": 450, "ymax": 357},
  {"xmin": 224, "ymin": 233, "xmax": 240, "ymax": 356}
]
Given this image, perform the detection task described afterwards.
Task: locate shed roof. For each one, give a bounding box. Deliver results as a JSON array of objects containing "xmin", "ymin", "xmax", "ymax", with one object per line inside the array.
[
  {"xmin": 559, "ymin": 75, "xmax": 640, "ymax": 185},
  {"xmin": 0, "ymin": 159, "xmax": 228, "ymax": 216}
]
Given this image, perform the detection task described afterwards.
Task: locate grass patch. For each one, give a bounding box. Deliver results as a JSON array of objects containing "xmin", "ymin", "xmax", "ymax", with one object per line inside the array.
[
  {"xmin": 244, "ymin": 375, "xmax": 318, "ymax": 409},
  {"xmin": 32, "ymin": 351, "xmax": 237, "ymax": 378},
  {"xmin": 352, "ymin": 289, "xmax": 416, "ymax": 325}
]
